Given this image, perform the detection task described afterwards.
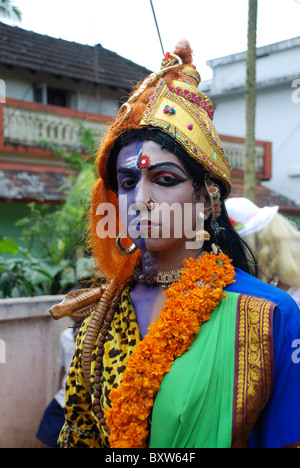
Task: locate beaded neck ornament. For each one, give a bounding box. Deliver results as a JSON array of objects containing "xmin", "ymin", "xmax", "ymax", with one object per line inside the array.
[
  {"xmin": 133, "ymin": 262, "xmax": 182, "ymax": 288},
  {"xmin": 132, "ymin": 252, "xmax": 205, "ymax": 288}
]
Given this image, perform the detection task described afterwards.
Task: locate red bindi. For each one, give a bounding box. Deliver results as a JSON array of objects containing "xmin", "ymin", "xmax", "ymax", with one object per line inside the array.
[{"xmin": 139, "ymin": 154, "xmax": 151, "ymax": 170}]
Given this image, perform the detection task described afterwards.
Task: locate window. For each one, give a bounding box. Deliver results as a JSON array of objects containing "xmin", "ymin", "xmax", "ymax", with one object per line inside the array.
[
  {"xmin": 34, "ymin": 84, "xmax": 47, "ymax": 104},
  {"xmin": 34, "ymin": 84, "xmax": 70, "ymax": 107},
  {"xmin": 47, "ymin": 87, "xmax": 67, "ymax": 107}
]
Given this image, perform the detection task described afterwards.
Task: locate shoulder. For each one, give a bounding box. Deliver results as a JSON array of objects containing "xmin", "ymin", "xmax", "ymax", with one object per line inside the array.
[{"xmin": 226, "ymin": 268, "xmax": 300, "ymax": 328}]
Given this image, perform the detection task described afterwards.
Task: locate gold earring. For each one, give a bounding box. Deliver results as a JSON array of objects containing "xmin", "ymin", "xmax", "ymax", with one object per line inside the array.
[
  {"xmin": 115, "ymin": 232, "xmax": 137, "ymax": 255},
  {"xmin": 193, "ymin": 230, "xmax": 211, "ymax": 242}
]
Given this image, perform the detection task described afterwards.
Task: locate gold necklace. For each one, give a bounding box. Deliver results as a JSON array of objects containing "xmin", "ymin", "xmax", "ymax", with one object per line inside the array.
[
  {"xmin": 156, "ymin": 268, "xmax": 182, "ymax": 288},
  {"xmin": 133, "ymin": 252, "xmax": 205, "ymax": 288}
]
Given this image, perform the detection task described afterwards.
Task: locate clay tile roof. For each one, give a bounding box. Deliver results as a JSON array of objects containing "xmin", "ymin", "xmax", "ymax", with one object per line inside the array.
[
  {"xmin": 0, "ymin": 166, "xmax": 74, "ymax": 203},
  {"xmin": 0, "ymin": 22, "xmax": 152, "ymax": 90}
]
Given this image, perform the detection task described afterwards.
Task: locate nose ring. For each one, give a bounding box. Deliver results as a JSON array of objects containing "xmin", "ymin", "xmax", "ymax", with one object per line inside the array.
[{"xmin": 146, "ymin": 197, "xmax": 158, "ymax": 210}]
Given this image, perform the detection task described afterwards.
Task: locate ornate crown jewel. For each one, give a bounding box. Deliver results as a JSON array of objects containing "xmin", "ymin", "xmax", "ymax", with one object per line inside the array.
[
  {"xmin": 139, "ymin": 70, "xmax": 231, "ymax": 195},
  {"xmin": 139, "ymin": 46, "xmax": 231, "ymax": 195},
  {"xmin": 99, "ymin": 40, "xmax": 232, "ymax": 197}
]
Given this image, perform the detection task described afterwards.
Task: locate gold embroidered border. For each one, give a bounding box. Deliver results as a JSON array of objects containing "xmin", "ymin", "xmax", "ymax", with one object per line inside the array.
[{"xmin": 232, "ymin": 295, "xmax": 275, "ymax": 448}]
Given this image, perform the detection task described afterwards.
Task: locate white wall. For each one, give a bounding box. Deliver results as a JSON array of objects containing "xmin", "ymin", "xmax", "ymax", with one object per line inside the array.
[
  {"xmin": 209, "ymin": 38, "xmax": 300, "ymax": 94},
  {"xmin": 0, "ymin": 295, "xmax": 70, "ymax": 448}
]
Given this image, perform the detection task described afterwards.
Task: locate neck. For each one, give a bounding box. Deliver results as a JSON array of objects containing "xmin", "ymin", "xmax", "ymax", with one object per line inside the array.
[{"xmin": 141, "ymin": 246, "xmax": 203, "ymax": 273}]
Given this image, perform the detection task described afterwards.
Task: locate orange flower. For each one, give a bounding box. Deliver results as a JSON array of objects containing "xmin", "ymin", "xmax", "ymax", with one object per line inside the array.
[{"xmin": 105, "ymin": 252, "xmax": 235, "ymax": 448}]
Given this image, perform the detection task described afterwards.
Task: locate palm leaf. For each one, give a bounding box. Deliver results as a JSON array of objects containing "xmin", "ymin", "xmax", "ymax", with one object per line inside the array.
[{"xmin": 0, "ymin": 0, "xmax": 22, "ymax": 21}]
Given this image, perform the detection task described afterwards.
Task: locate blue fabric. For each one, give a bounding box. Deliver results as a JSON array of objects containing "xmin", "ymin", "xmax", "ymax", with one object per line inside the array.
[
  {"xmin": 226, "ymin": 268, "xmax": 300, "ymax": 448},
  {"xmin": 36, "ymin": 398, "xmax": 65, "ymax": 448}
]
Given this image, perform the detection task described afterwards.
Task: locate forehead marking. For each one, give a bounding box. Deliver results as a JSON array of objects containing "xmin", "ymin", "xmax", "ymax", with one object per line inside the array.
[{"xmin": 139, "ymin": 154, "xmax": 151, "ymax": 170}]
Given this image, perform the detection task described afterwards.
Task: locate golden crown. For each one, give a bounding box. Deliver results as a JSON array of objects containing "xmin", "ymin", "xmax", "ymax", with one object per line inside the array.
[
  {"xmin": 139, "ymin": 55, "xmax": 231, "ymax": 195},
  {"xmin": 105, "ymin": 42, "xmax": 231, "ymax": 196}
]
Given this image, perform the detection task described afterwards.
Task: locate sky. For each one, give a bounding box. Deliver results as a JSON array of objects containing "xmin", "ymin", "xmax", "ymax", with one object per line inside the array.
[{"xmin": 2, "ymin": 0, "xmax": 300, "ymax": 81}]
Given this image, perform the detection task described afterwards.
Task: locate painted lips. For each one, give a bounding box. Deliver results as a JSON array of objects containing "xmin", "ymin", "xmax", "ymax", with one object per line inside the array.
[{"xmin": 138, "ymin": 219, "xmax": 160, "ymax": 234}]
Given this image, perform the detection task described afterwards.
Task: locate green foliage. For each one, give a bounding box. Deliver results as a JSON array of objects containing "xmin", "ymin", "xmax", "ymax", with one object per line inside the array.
[
  {"xmin": 287, "ymin": 215, "xmax": 300, "ymax": 229},
  {"xmin": 0, "ymin": 237, "xmax": 19, "ymax": 255},
  {"xmin": 0, "ymin": 0, "xmax": 22, "ymax": 21},
  {"xmin": 0, "ymin": 125, "xmax": 100, "ymax": 298},
  {"xmin": 0, "ymin": 244, "xmax": 69, "ymax": 297}
]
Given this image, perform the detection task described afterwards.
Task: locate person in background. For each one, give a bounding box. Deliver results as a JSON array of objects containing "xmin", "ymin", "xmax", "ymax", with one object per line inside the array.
[
  {"xmin": 36, "ymin": 316, "xmax": 81, "ymax": 448},
  {"xmin": 226, "ymin": 197, "xmax": 300, "ymax": 307}
]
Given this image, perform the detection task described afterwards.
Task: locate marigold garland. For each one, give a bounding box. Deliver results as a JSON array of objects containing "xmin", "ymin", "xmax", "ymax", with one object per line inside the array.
[{"xmin": 104, "ymin": 252, "xmax": 236, "ymax": 448}]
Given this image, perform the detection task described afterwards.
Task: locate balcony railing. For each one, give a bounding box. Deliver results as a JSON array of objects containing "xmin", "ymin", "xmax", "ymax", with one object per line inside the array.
[
  {"xmin": 220, "ymin": 135, "xmax": 272, "ymax": 180},
  {"xmin": 0, "ymin": 99, "xmax": 272, "ymax": 180},
  {"xmin": 1, "ymin": 99, "xmax": 111, "ymax": 153},
  {"xmin": 223, "ymin": 139, "xmax": 264, "ymax": 172}
]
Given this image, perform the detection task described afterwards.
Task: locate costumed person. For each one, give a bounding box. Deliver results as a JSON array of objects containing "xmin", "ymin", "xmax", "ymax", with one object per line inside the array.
[
  {"xmin": 49, "ymin": 41, "xmax": 300, "ymax": 448},
  {"xmin": 226, "ymin": 197, "xmax": 300, "ymax": 307}
]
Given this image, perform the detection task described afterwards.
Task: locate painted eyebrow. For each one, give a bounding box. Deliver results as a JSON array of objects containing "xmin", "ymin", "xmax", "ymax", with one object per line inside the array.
[
  {"xmin": 117, "ymin": 167, "xmax": 138, "ymax": 175},
  {"xmin": 147, "ymin": 162, "xmax": 187, "ymax": 174},
  {"xmin": 117, "ymin": 162, "xmax": 187, "ymax": 176}
]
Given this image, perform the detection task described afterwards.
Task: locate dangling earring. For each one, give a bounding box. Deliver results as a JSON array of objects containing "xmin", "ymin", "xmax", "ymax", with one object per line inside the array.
[
  {"xmin": 204, "ymin": 174, "xmax": 224, "ymax": 254},
  {"xmin": 193, "ymin": 212, "xmax": 210, "ymax": 243},
  {"xmin": 193, "ymin": 230, "xmax": 211, "ymax": 242},
  {"xmin": 115, "ymin": 232, "xmax": 137, "ymax": 255}
]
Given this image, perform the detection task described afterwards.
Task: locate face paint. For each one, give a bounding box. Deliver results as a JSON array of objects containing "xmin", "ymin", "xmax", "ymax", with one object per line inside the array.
[
  {"xmin": 116, "ymin": 141, "xmax": 146, "ymax": 250},
  {"xmin": 116, "ymin": 140, "xmax": 198, "ymax": 256}
]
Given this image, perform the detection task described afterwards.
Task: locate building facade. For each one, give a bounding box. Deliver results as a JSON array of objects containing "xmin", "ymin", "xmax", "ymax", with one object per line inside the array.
[
  {"xmin": 0, "ymin": 22, "xmax": 152, "ymax": 240},
  {"xmin": 1, "ymin": 23, "xmax": 299, "ymax": 245},
  {"xmin": 201, "ymin": 36, "xmax": 300, "ymax": 210}
]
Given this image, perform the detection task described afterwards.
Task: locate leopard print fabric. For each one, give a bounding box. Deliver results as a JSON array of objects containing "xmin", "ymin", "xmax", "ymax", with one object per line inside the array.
[{"xmin": 58, "ymin": 287, "xmax": 141, "ymax": 448}]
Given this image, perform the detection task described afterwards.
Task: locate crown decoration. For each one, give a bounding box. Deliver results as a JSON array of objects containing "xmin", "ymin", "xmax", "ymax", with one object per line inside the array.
[
  {"xmin": 102, "ymin": 40, "xmax": 232, "ymax": 197},
  {"xmin": 140, "ymin": 71, "xmax": 231, "ymax": 195},
  {"xmin": 178, "ymin": 64, "xmax": 201, "ymax": 87},
  {"xmin": 118, "ymin": 51, "xmax": 183, "ymax": 122}
]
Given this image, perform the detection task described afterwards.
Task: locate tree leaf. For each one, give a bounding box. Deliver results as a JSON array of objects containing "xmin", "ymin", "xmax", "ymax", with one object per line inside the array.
[{"xmin": 0, "ymin": 237, "xmax": 20, "ymax": 255}]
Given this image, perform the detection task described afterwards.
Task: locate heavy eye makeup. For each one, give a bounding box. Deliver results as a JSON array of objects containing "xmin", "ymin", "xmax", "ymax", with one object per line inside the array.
[
  {"xmin": 117, "ymin": 168, "xmax": 139, "ymax": 191},
  {"xmin": 149, "ymin": 163, "xmax": 188, "ymax": 187},
  {"xmin": 117, "ymin": 162, "xmax": 189, "ymax": 191},
  {"xmin": 150, "ymin": 170, "xmax": 187, "ymax": 187}
]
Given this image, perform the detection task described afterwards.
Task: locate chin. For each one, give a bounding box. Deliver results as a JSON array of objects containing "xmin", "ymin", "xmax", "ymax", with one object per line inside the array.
[{"xmin": 142, "ymin": 236, "xmax": 187, "ymax": 253}]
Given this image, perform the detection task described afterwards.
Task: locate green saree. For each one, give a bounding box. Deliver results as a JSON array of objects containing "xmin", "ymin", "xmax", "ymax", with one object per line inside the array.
[
  {"xmin": 150, "ymin": 291, "xmax": 238, "ymax": 448},
  {"xmin": 59, "ymin": 288, "xmax": 275, "ymax": 448},
  {"xmin": 150, "ymin": 291, "xmax": 275, "ymax": 448}
]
